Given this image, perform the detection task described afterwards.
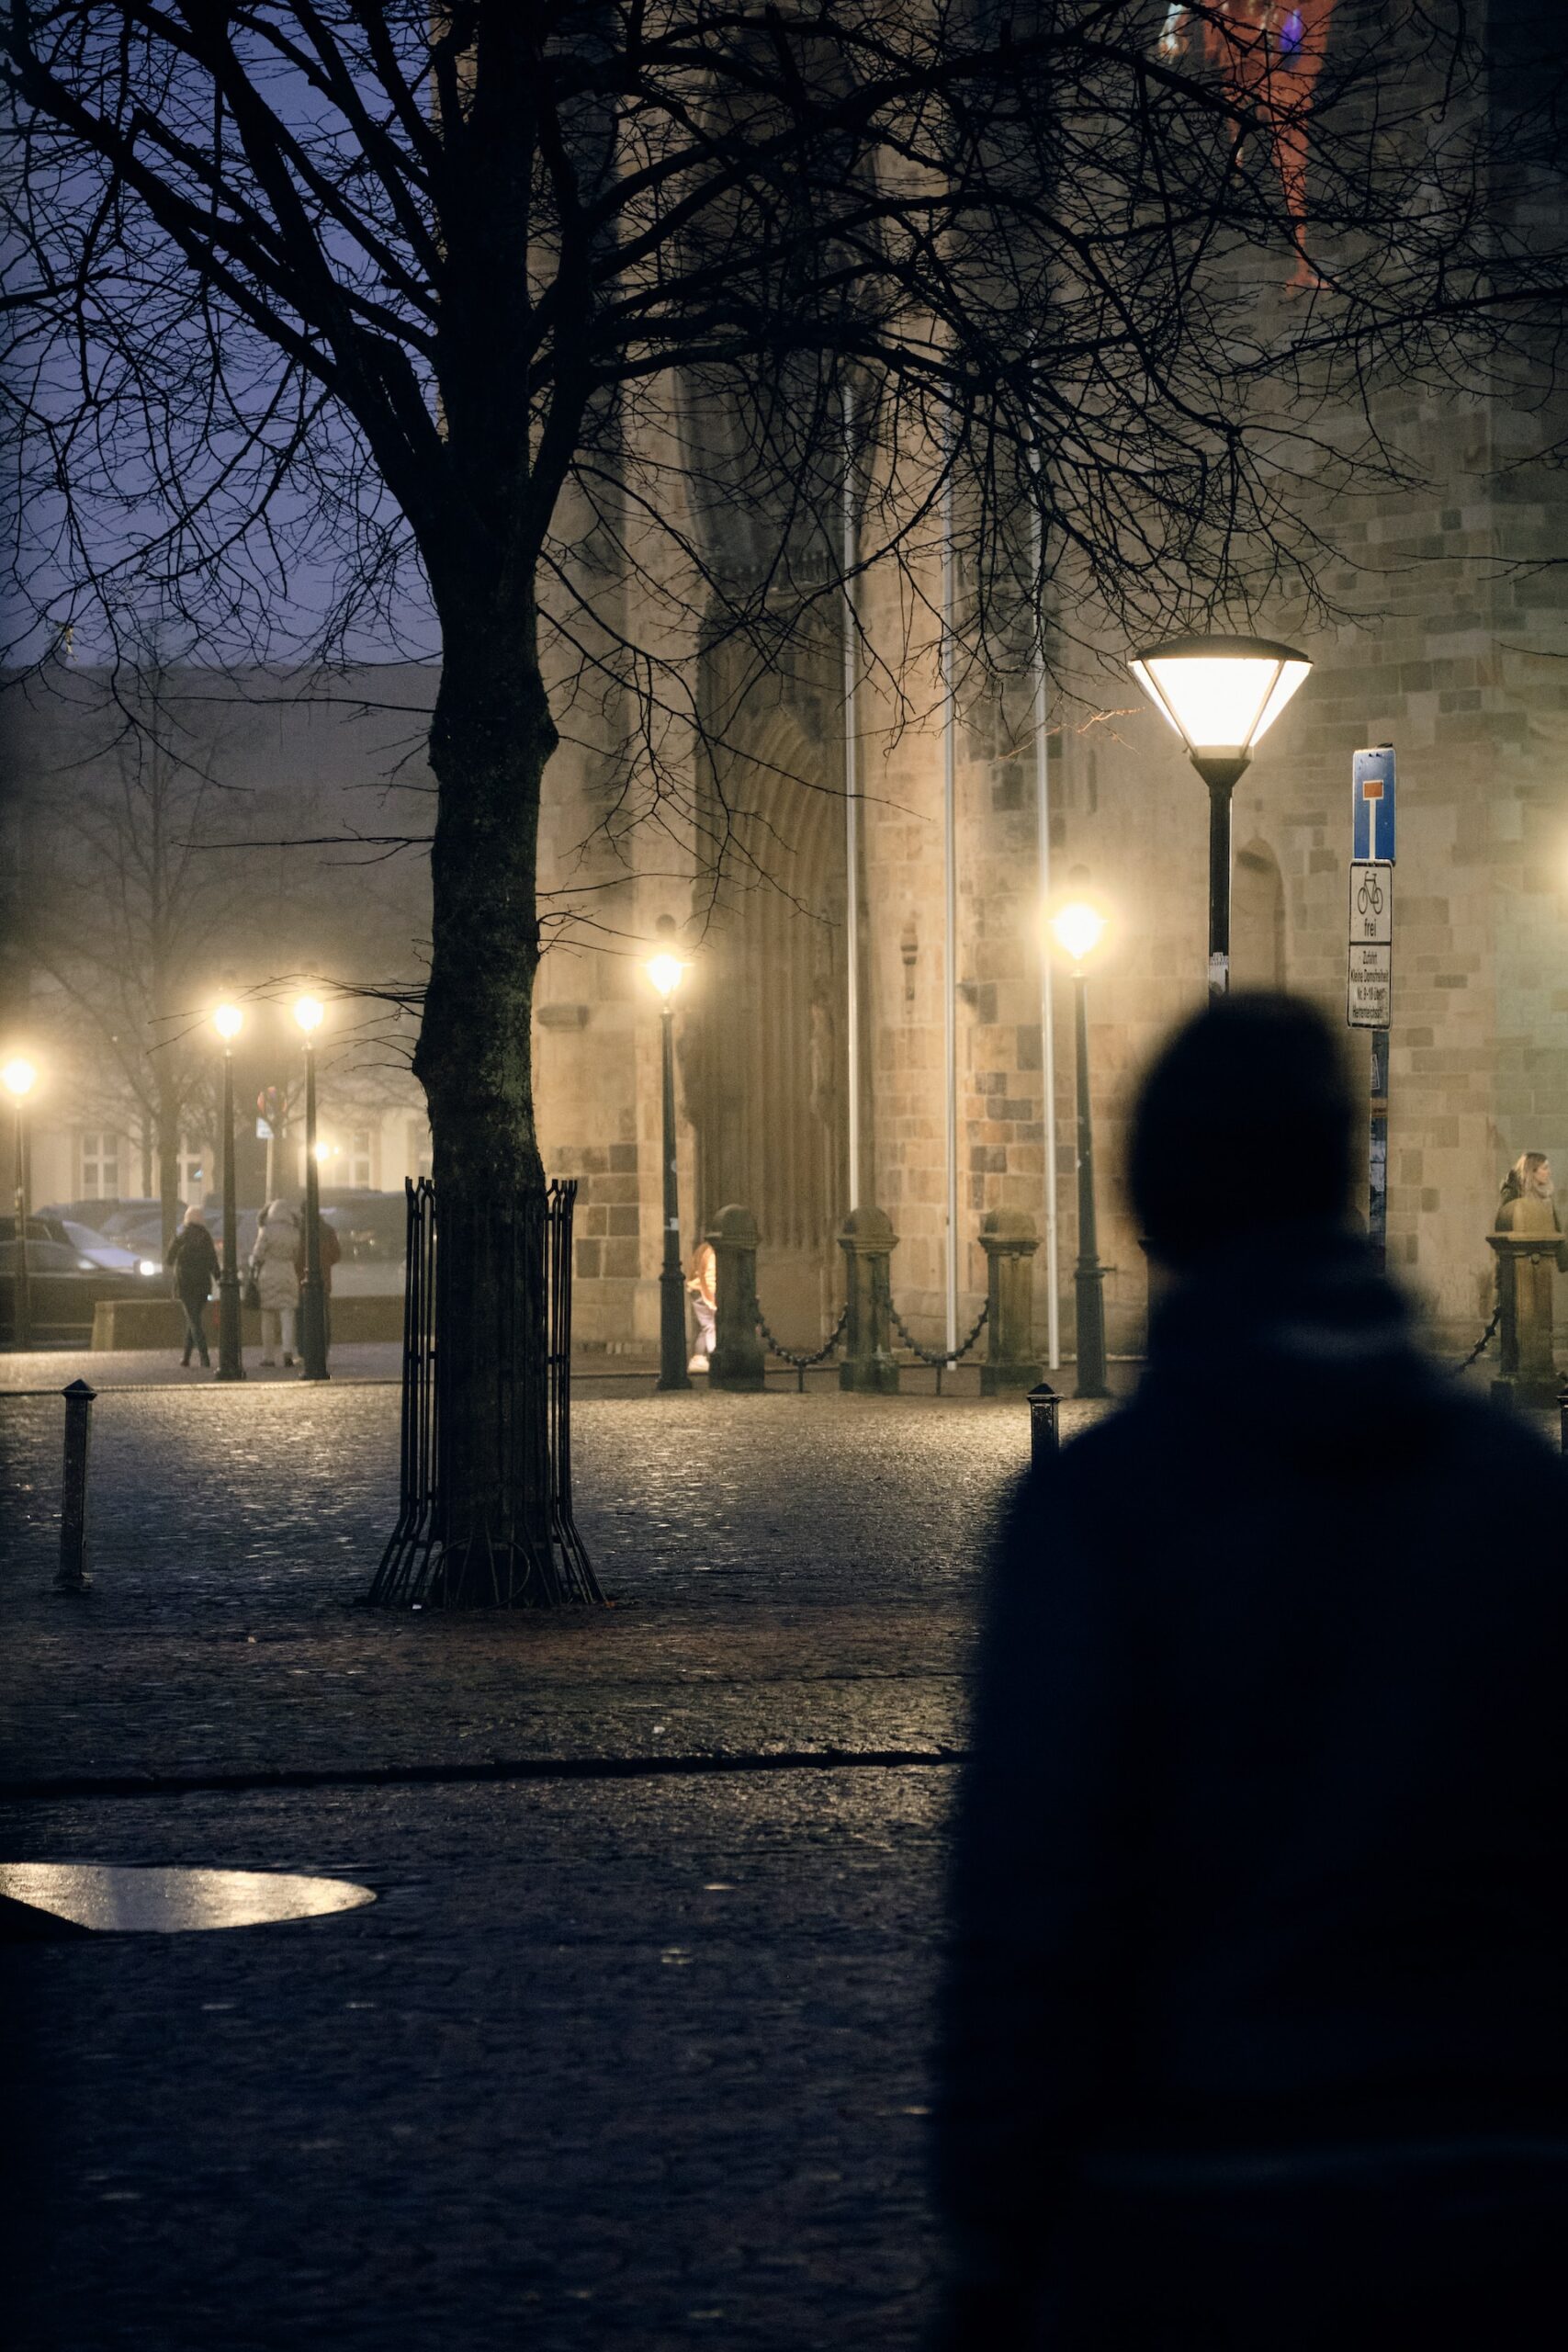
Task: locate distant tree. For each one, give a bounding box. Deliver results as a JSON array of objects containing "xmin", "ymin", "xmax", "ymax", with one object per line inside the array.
[
  {"xmin": 15, "ymin": 641, "xmax": 256, "ymax": 1246},
  {"xmin": 2, "ymin": 4, "xmax": 1562, "ymax": 1599}
]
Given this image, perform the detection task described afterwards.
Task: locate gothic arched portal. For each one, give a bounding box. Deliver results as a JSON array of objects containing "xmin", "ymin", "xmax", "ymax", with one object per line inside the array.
[{"xmin": 684, "ymin": 685, "xmax": 848, "ymax": 1346}]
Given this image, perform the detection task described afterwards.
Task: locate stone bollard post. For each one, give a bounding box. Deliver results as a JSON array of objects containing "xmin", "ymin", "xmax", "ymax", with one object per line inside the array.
[
  {"xmin": 838, "ymin": 1205, "xmax": 900, "ymax": 1393},
  {"xmin": 1488, "ymin": 1230, "xmax": 1563, "ymax": 1409},
  {"xmin": 708, "ymin": 1204, "xmax": 765, "ymax": 1391},
  {"xmin": 979, "ymin": 1207, "xmax": 1042, "ymax": 1396},
  {"xmin": 1027, "ymin": 1381, "xmax": 1061, "ymax": 1464},
  {"xmin": 57, "ymin": 1376, "xmax": 96, "ymax": 1591}
]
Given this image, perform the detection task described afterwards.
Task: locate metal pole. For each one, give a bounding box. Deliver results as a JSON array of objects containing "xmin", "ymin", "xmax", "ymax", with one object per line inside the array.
[
  {"xmin": 1072, "ymin": 967, "xmax": 1108, "ymax": 1398},
  {"xmin": 657, "ymin": 1002, "xmax": 691, "ymax": 1390},
  {"xmin": 57, "ymin": 1377, "xmax": 95, "ymax": 1589},
  {"xmin": 299, "ymin": 1039, "xmax": 329, "ymax": 1379},
  {"xmin": 216, "ymin": 1044, "xmax": 244, "ymax": 1381},
  {"xmin": 1206, "ymin": 775, "xmax": 1235, "ymax": 999},
  {"xmin": 11, "ymin": 1099, "xmax": 31, "ymax": 1351},
  {"xmin": 942, "ymin": 433, "xmax": 959, "ymax": 1359},
  {"xmin": 1031, "ymin": 501, "xmax": 1060, "ymax": 1370},
  {"xmin": 1367, "ymin": 1023, "xmax": 1390, "ymax": 1273},
  {"xmin": 843, "ymin": 385, "xmax": 862, "ymax": 1213}
]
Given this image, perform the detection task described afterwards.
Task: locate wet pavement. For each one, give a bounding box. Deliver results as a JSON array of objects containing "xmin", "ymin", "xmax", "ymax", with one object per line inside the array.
[{"xmin": 0, "ymin": 1380, "xmax": 1100, "ymax": 2350}]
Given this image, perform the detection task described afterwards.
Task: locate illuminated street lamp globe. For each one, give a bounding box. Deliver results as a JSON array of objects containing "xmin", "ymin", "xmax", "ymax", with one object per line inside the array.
[
  {"xmin": 314, "ymin": 1141, "xmax": 333, "ymax": 1165},
  {"xmin": 213, "ymin": 1002, "xmax": 243, "ymax": 1043},
  {"xmin": 1050, "ymin": 901, "xmax": 1108, "ymax": 969},
  {"xmin": 1126, "ymin": 632, "xmax": 1312, "ymax": 996},
  {"xmin": 646, "ymin": 951, "xmax": 685, "ymax": 1003},
  {"xmin": 293, "ymin": 993, "xmax": 325, "ymax": 1034},
  {"xmin": 1127, "ymin": 635, "xmax": 1311, "ymax": 791},
  {"xmin": 1, "ymin": 1056, "xmax": 38, "ymax": 1101}
]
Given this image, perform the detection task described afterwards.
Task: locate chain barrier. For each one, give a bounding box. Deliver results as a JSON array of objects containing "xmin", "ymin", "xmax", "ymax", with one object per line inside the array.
[
  {"xmin": 888, "ymin": 1297, "xmax": 989, "ymax": 1369},
  {"xmin": 887, "ymin": 1298, "xmax": 990, "ymax": 1396},
  {"xmin": 1451, "ymin": 1301, "xmax": 1499, "ymax": 1374},
  {"xmin": 755, "ymin": 1299, "xmax": 850, "ymax": 1391}
]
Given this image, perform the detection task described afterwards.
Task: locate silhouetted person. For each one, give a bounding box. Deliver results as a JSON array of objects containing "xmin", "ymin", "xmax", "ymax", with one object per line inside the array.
[
  {"xmin": 164, "ymin": 1202, "xmax": 219, "ymax": 1369},
  {"xmin": 933, "ymin": 994, "xmax": 1568, "ymax": 2350}
]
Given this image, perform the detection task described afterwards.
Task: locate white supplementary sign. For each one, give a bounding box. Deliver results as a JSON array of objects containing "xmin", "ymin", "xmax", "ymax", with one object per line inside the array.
[
  {"xmin": 1348, "ymin": 942, "xmax": 1392, "ymax": 1028},
  {"xmin": 1348, "ymin": 862, "xmax": 1392, "ymax": 945}
]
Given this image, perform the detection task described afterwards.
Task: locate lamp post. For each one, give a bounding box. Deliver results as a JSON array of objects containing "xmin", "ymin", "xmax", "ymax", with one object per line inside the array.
[
  {"xmin": 294, "ymin": 995, "xmax": 329, "ymax": 1380},
  {"xmin": 3, "ymin": 1056, "xmax": 38, "ymax": 1351},
  {"xmin": 213, "ymin": 1002, "xmax": 245, "ymax": 1380},
  {"xmin": 647, "ymin": 947, "xmax": 692, "ymax": 1391},
  {"xmin": 1127, "ymin": 636, "xmax": 1312, "ymax": 997},
  {"xmin": 1050, "ymin": 903, "xmax": 1109, "ymax": 1400}
]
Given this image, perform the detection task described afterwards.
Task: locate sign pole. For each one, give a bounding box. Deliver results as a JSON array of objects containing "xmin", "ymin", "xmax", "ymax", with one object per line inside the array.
[{"xmin": 1348, "ymin": 746, "xmax": 1396, "ymax": 1271}]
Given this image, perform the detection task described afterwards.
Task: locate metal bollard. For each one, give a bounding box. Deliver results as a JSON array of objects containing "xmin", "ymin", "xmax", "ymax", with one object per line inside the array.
[
  {"xmin": 57, "ymin": 1376, "xmax": 96, "ymax": 1590},
  {"xmin": 1559, "ymin": 1378, "xmax": 1568, "ymax": 1458},
  {"xmin": 1027, "ymin": 1380, "xmax": 1060, "ymax": 1466}
]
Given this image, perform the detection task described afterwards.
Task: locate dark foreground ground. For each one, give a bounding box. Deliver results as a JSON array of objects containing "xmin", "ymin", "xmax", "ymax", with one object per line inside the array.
[{"xmin": 0, "ymin": 1375, "xmax": 1097, "ymax": 2352}]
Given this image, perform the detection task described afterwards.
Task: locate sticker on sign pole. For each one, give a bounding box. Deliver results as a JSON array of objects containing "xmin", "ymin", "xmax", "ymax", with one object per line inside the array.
[
  {"xmin": 1352, "ymin": 747, "xmax": 1396, "ymax": 863},
  {"xmin": 1348, "ymin": 942, "xmax": 1392, "ymax": 1028}
]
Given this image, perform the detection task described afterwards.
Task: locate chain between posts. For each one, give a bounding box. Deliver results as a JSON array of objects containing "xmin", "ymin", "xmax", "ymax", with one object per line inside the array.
[
  {"xmin": 755, "ymin": 1299, "xmax": 850, "ymax": 1390},
  {"xmin": 1451, "ymin": 1300, "xmax": 1500, "ymax": 1374},
  {"xmin": 888, "ymin": 1296, "xmax": 989, "ymax": 1369}
]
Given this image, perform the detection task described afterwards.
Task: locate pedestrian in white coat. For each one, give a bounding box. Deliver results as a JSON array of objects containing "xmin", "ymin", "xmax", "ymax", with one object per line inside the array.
[{"xmin": 249, "ymin": 1199, "xmax": 302, "ymax": 1366}]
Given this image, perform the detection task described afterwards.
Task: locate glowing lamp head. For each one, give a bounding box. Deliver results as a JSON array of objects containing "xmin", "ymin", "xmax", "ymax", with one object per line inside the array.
[
  {"xmin": 213, "ymin": 1002, "xmax": 243, "ymax": 1043},
  {"xmin": 646, "ymin": 952, "xmax": 685, "ymax": 1003},
  {"xmin": 1051, "ymin": 902, "xmax": 1108, "ymax": 966},
  {"xmin": 313, "ymin": 1141, "xmax": 333, "ymax": 1165},
  {"xmin": 294, "ymin": 994, "xmax": 324, "ymax": 1035},
  {"xmin": 1127, "ymin": 635, "xmax": 1311, "ymax": 777},
  {"xmin": 1, "ymin": 1056, "xmax": 38, "ymax": 1101}
]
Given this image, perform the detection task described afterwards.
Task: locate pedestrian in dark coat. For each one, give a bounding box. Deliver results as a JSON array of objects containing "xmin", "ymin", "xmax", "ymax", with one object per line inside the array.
[
  {"xmin": 933, "ymin": 994, "xmax": 1568, "ymax": 2351},
  {"xmin": 164, "ymin": 1204, "xmax": 220, "ymax": 1369}
]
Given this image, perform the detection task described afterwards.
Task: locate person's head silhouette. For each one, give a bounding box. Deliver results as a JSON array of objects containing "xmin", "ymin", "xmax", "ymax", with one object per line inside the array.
[{"xmin": 1131, "ymin": 992, "xmax": 1356, "ymax": 1272}]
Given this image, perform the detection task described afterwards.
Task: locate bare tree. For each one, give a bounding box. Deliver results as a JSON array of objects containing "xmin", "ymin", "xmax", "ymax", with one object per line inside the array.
[
  {"xmin": 2, "ymin": 4, "xmax": 1562, "ymax": 1599},
  {"xmin": 14, "ymin": 642, "xmax": 259, "ymax": 1246}
]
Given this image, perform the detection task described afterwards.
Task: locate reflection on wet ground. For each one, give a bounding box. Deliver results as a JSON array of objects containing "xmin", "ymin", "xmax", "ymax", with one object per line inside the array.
[{"xmin": 0, "ymin": 1861, "xmax": 376, "ymax": 1933}]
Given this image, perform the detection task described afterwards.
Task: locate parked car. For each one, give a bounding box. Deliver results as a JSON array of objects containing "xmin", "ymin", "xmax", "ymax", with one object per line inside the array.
[
  {"xmin": 319, "ymin": 1191, "xmax": 407, "ymax": 1263},
  {"xmin": 0, "ymin": 1237, "xmax": 163, "ymax": 1344},
  {"xmin": 39, "ymin": 1197, "xmax": 177, "ymax": 1240},
  {"xmin": 62, "ymin": 1219, "xmax": 164, "ymax": 1278}
]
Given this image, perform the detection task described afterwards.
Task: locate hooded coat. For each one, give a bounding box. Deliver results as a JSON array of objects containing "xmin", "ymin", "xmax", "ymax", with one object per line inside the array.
[
  {"xmin": 249, "ymin": 1205, "xmax": 301, "ymax": 1311},
  {"xmin": 934, "ymin": 1227, "xmax": 1568, "ymax": 2347}
]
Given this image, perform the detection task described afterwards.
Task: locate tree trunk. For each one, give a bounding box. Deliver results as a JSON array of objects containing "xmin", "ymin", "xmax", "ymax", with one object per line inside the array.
[
  {"xmin": 412, "ymin": 607, "xmax": 564, "ymax": 1604},
  {"xmin": 157, "ymin": 1086, "xmax": 182, "ymax": 1253}
]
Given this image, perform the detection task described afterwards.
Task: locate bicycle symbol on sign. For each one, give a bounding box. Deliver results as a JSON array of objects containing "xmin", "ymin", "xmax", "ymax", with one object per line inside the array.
[{"xmin": 1357, "ymin": 869, "xmax": 1385, "ymax": 921}]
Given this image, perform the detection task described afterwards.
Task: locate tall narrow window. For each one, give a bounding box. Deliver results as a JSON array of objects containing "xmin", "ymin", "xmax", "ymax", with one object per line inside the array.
[
  {"xmin": 348, "ymin": 1127, "xmax": 375, "ymax": 1189},
  {"xmin": 79, "ymin": 1131, "xmax": 121, "ymax": 1199}
]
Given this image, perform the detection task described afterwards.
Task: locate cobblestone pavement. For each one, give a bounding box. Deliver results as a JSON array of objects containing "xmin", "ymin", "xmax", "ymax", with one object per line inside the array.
[{"xmin": 1, "ymin": 1381, "xmax": 1117, "ymax": 2351}]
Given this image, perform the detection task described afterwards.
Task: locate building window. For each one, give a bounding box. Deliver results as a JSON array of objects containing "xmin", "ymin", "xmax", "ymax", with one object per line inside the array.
[
  {"xmin": 79, "ymin": 1131, "xmax": 121, "ymax": 1199},
  {"xmin": 409, "ymin": 1120, "xmax": 433, "ymax": 1182},
  {"xmin": 178, "ymin": 1139, "xmax": 207, "ymax": 1204},
  {"xmin": 348, "ymin": 1126, "xmax": 375, "ymax": 1189}
]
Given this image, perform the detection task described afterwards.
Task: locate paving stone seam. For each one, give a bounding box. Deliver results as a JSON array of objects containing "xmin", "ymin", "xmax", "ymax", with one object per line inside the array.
[{"xmin": 0, "ymin": 1744, "xmax": 968, "ymax": 1805}]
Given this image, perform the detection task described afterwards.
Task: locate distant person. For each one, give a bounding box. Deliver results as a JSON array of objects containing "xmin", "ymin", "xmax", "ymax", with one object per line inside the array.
[
  {"xmin": 164, "ymin": 1204, "xmax": 220, "ymax": 1370},
  {"xmin": 294, "ymin": 1209, "xmax": 342, "ymax": 1353},
  {"xmin": 686, "ymin": 1238, "xmax": 716, "ymax": 1374},
  {"xmin": 933, "ymin": 993, "xmax": 1568, "ymax": 2350},
  {"xmin": 249, "ymin": 1200, "xmax": 301, "ymax": 1367}
]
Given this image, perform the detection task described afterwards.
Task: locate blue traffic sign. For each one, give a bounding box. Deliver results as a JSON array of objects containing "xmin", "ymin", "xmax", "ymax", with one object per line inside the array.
[{"xmin": 1352, "ymin": 746, "xmax": 1396, "ymax": 863}]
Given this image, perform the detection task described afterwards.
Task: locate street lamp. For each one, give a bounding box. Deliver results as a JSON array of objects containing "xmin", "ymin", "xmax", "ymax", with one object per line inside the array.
[
  {"xmin": 646, "ymin": 944, "xmax": 692, "ymax": 1392},
  {"xmin": 1049, "ymin": 903, "xmax": 1109, "ymax": 1400},
  {"xmin": 212, "ymin": 1002, "xmax": 246, "ymax": 1380},
  {"xmin": 293, "ymin": 994, "xmax": 329, "ymax": 1381},
  {"xmin": 1127, "ymin": 635, "xmax": 1311, "ymax": 997},
  {"xmin": 3, "ymin": 1056, "xmax": 38, "ymax": 1351}
]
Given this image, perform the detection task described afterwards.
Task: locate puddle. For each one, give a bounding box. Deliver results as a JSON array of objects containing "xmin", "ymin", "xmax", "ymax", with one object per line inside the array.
[{"xmin": 0, "ymin": 1863, "xmax": 377, "ymax": 1935}]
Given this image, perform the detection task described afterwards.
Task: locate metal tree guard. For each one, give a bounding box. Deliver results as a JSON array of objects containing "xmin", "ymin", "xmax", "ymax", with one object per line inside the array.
[{"xmin": 369, "ymin": 1178, "xmax": 602, "ymax": 1608}]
